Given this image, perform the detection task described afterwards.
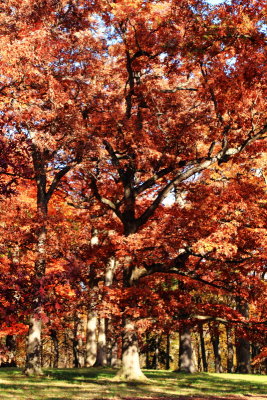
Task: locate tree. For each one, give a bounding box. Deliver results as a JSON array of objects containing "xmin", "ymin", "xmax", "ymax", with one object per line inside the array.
[
  {"xmin": 76, "ymin": 0, "xmax": 267, "ymax": 379},
  {"xmin": 0, "ymin": 0, "xmax": 105, "ymax": 374},
  {"xmin": 0, "ymin": 0, "xmax": 266, "ymax": 378}
]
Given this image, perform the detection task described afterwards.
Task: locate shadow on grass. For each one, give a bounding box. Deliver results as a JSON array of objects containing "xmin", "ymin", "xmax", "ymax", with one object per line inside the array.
[{"xmin": 0, "ymin": 368, "xmax": 266, "ymax": 400}]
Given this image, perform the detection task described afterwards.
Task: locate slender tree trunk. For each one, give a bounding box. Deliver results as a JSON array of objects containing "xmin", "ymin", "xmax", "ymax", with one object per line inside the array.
[
  {"xmin": 95, "ymin": 256, "xmax": 116, "ymax": 367},
  {"xmin": 50, "ymin": 329, "xmax": 59, "ymax": 368},
  {"xmin": 152, "ymin": 336, "xmax": 160, "ymax": 370},
  {"xmin": 85, "ymin": 311, "xmax": 97, "ymax": 367},
  {"xmin": 166, "ymin": 333, "xmax": 171, "ymax": 370},
  {"xmin": 145, "ymin": 332, "xmax": 150, "ymax": 369},
  {"xmin": 178, "ymin": 326, "xmax": 196, "ymax": 373},
  {"xmin": 199, "ymin": 324, "xmax": 208, "ymax": 372},
  {"xmin": 73, "ymin": 313, "xmax": 84, "ymax": 368},
  {"xmin": 116, "ymin": 318, "xmax": 146, "ymax": 380},
  {"xmin": 24, "ymin": 220, "xmax": 47, "ymax": 375},
  {"xmin": 226, "ymin": 326, "xmax": 234, "ymax": 373},
  {"xmin": 211, "ymin": 329, "xmax": 223, "ymax": 373},
  {"xmin": 236, "ymin": 299, "xmax": 251, "ymax": 373}
]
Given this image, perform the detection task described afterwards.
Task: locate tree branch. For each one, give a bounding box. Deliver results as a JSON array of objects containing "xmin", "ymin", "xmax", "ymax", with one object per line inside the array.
[{"xmin": 134, "ymin": 166, "xmax": 174, "ymax": 195}]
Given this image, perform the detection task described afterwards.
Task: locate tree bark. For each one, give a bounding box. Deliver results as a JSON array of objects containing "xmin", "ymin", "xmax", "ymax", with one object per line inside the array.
[
  {"xmin": 115, "ymin": 319, "xmax": 146, "ymax": 380},
  {"xmin": 25, "ymin": 317, "xmax": 43, "ymax": 375},
  {"xmin": 226, "ymin": 325, "xmax": 234, "ymax": 373},
  {"xmin": 236, "ymin": 299, "xmax": 251, "ymax": 373},
  {"xmin": 178, "ymin": 326, "xmax": 196, "ymax": 373},
  {"xmin": 50, "ymin": 329, "xmax": 59, "ymax": 368},
  {"xmin": 5, "ymin": 335, "xmax": 17, "ymax": 367},
  {"xmin": 152, "ymin": 336, "xmax": 160, "ymax": 370},
  {"xmin": 73, "ymin": 313, "xmax": 84, "ymax": 368},
  {"xmin": 24, "ymin": 223, "xmax": 46, "ymax": 375},
  {"xmin": 211, "ymin": 330, "xmax": 223, "ymax": 373},
  {"xmin": 199, "ymin": 324, "xmax": 208, "ymax": 372},
  {"xmin": 166, "ymin": 333, "xmax": 171, "ymax": 370},
  {"xmin": 95, "ymin": 256, "xmax": 117, "ymax": 367},
  {"xmin": 85, "ymin": 311, "xmax": 97, "ymax": 367},
  {"xmin": 94, "ymin": 317, "xmax": 107, "ymax": 367}
]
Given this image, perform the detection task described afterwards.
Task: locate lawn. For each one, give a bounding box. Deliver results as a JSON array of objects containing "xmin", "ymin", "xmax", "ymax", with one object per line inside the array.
[{"xmin": 0, "ymin": 367, "xmax": 266, "ymax": 400}]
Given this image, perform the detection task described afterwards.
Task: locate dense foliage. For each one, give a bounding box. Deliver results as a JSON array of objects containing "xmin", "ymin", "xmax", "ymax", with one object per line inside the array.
[{"xmin": 0, "ymin": 0, "xmax": 266, "ymax": 377}]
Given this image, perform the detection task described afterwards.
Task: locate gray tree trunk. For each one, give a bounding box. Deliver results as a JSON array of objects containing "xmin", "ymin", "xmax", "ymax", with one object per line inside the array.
[
  {"xmin": 85, "ymin": 311, "xmax": 98, "ymax": 367},
  {"xmin": 25, "ymin": 317, "xmax": 43, "ymax": 375},
  {"xmin": 115, "ymin": 319, "xmax": 146, "ymax": 380},
  {"xmin": 95, "ymin": 256, "xmax": 117, "ymax": 367},
  {"xmin": 73, "ymin": 313, "xmax": 84, "ymax": 368},
  {"xmin": 94, "ymin": 317, "xmax": 107, "ymax": 366},
  {"xmin": 24, "ymin": 223, "xmax": 46, "ymax": 375},
  {"xmin": 178, "ymin": 326, "xmax": 196, "ymax": 373}
]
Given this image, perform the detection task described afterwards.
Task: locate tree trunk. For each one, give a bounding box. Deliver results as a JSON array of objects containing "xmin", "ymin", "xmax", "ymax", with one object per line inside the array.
[
  {"xmin": 115, "ymin": 319, "xmax": 146, "ymax": 380},
  {"xmin": 95, "ymin": 256, "xmax": 117, "ymax": 367},
  {"xmin": 236, "ymin": 299, "xmax": 251, "ymax": 373},
  {"xmin": 24, "ymin": 317, "xmax": 43, "ymax": 375},
  {"xmin": 178, "ymin": 326, "xmax": 196, "ymax": 373},
  {"xmin": 94, "ymin": 317, "xmax": 107, "ymax": 367},
  {"xmin": 211, "ymin": 330, "xmax": 223, "ymax": 373},
  {"xmin": 50, "ymin": 329, "xmax": 59, "ymax": 368},
  {"xmin": 107, "ymin": 337, "xmax": 119, "ymax": 367},
  {"xmin": 73, "ymin": 313, "xmax": 84, "ymax": 368},
  {"xmin": 166, "ymin": 333, "xmax": 171, "ymax": 370},
  {"xmin": 24, "ymin": 223, "xmax": 46, "ymax": 375},
  {"xmin": 199, "ymin": 324, "xmax": 208, "ymax": 372},
  {"xmin": 85, "ymin": 311, "xmax": 97, "ymax": 367},
  {"xmin": 152, "ymin": 336, "xmax": 160, "ymax": 370},
  {"xmin": 5, "ymin": 335, "xmax": 17, "ymax": 367},
  {"xmin": 226, "ymin": 326, "xmax": 234, "ymax": 373}
]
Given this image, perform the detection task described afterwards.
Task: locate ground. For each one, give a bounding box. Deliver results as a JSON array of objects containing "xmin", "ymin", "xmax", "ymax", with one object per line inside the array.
[{"xmin": 0, "ymin": 368, "xmax": 266, "ymax": 400}]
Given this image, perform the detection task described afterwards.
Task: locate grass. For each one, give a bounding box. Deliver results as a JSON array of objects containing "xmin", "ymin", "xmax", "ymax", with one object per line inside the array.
[{"xmin": 0, "ymin": 367, "xmax": 266, "ymax": 400}]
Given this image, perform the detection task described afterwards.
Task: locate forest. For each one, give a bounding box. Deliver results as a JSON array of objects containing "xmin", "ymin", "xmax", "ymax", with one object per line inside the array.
[{"xmin": 0, "ymin": 0, "xmax": 266, "ymax": 381}]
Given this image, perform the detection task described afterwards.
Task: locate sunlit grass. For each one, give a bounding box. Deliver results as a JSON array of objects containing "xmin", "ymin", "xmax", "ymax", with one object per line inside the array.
[{"xmin": 0, "ymin": 367, "xmax": 266, "ymax": 400}]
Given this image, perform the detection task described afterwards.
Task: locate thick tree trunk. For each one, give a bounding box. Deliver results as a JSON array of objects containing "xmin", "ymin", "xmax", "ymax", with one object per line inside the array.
[
  {"xmin": 236, "ymin": 337, "xmax": 251, "ymax": 373},
  {"xmin": 85, "ymin": 311, "xmax": 97, "ymax": 367},
  {"xmin": 178, "ymin": 326, "xmax": 196, "ymax": 373},
  {"xmin": 226, "ymin": 326, "xmax": 234, "ymax": 373},
  {"xmin": 5, "ymin": 335, "xmax": 17, "ymax": 367},
  {"xmin": 115, "ymin": 319, "xmax": 146, "ymax": 380},
  {"xmin": 24, "ymin": 317, "xmax": 43, "ymax": 375},
  {"xmin": 236, "ymin": 299, "xmax": 251, "ymax": 373},
  {"xmin": 107, "ymin": 336, "xmax": 119, "ymax": 367},
  {"xmin": 199, "ymin": 324, "xmax": 208, "ymax": 372},
  {"xmin": 50, "ymin": 329, "xmax": 59, "ymax": 368},
  {"xmin": 211, "ymin": 331, "xmax": 223, "ymax": 373},
  {"xmin": 94, "ymin": 318, "xmax": 107, "ymax": 367}
]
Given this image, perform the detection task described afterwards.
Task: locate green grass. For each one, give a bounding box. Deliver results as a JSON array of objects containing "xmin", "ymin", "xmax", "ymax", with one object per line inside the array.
[{"xmin": 0, "ymin": 367, "xmax": 266, "ymax": 400}]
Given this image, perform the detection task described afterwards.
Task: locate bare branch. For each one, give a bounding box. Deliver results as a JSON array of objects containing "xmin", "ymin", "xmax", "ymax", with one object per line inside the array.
[
  {"xmin": 161, "ymin": 87, "xmax": 198, "ymax": 93},
  {"xmin": 134, "ymin": 166, "xmax": 174, "ymax": 195}
]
